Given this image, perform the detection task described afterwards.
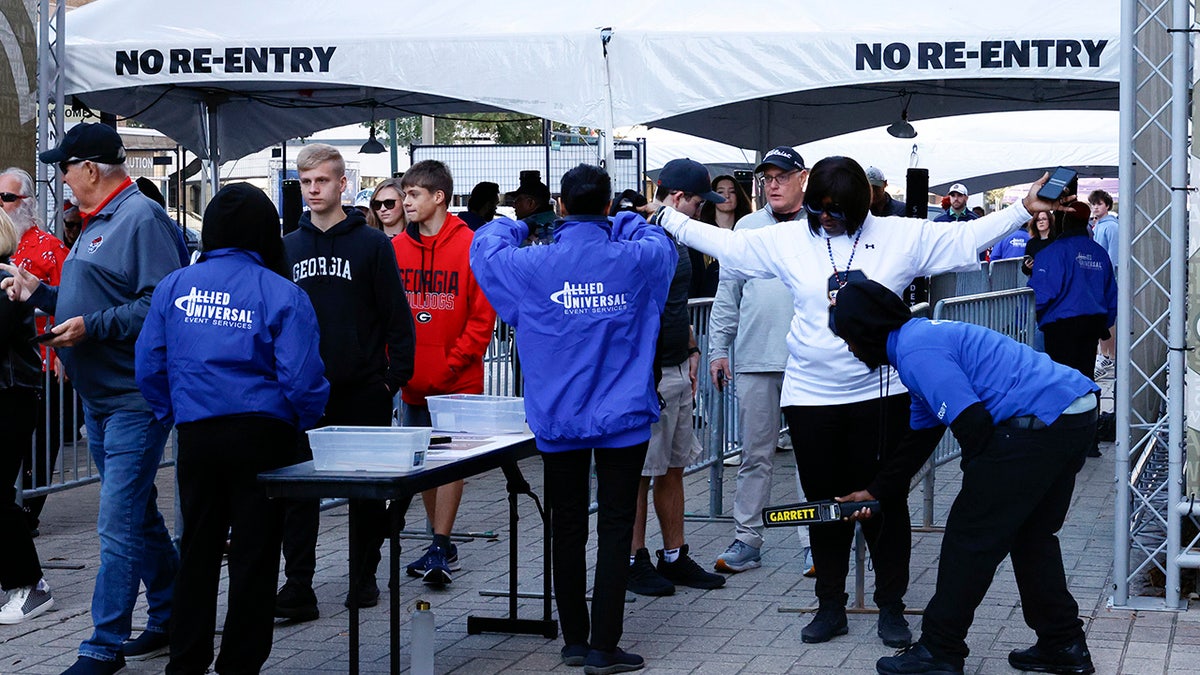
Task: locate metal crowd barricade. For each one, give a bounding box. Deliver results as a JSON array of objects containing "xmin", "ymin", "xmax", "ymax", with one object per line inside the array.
[
  {"xmin": 18, "ymin": 317, "xmax": 177, "ymax": 510},
  {"xmin": 684, "ymin": 298, "xmax": 739, "ymax": 519},
  {"xmin": 912, "ymin": 287, "xmax": 1037, "ymax": 529},
  {"xmin": 479, "ymin": 300, "xmax": 740, "ymax": 520}
]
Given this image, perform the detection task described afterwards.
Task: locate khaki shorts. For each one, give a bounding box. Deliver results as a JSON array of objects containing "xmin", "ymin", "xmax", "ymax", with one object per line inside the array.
[{"xmin": 642, "ymin": 362, "xmax": 702, "ymax": 477}]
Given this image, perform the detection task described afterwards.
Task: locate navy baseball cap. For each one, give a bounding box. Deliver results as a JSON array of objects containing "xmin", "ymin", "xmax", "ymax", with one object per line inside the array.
[
  {"xmin": 657, "ymin": 158, "xmax": 725, "ymax": 203},
  {"xmin": 39, "ymin": 123, "xmax": 127, "ymax": 165},
  {"xmin": 755, "ymin": 146, "xmax": 805, "ymax": 173}
]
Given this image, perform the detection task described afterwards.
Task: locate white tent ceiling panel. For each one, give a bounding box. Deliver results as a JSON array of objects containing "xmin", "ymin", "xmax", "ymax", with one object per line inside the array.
[{"xmin": 61, "ymin": 0, "xmax": 1120, "ymax": 160}]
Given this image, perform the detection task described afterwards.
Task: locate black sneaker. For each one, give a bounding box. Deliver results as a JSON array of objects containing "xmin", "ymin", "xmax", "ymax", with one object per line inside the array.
[
  {"xmin": 626, "ymin": 548, "xmax": 674, "ymax": 596},
  {"xmin": 801, "ymin": 605, "xmax": 848, "ymax": 643},
  {"xmin": 121, "ymin": 629, "xmax": 170, "ymax": 660},
  {"xmin": 583, "ymin": 647, "xmax": 644, "ymax": 675},
  {"xmin": 561, "ymin": 643, "xmax": 590, "ymax": 667},
  {"xmin": 1008, "ymin": 640, "xmax": 1095, "ymax": 674},
  {"xmin": 877, "ymin": 604, "xmax": 912, "ymax": 648},
  {"xmin": 344, "ymin": 575, "xmax": 380, "ymax": 608},
  {"xmin": 876, "ymin": 642, "xmax": 963, "ymax": 674},
  {"xmin": 656, "ymin": 545, "xmax": 725, "ymax": 590},
  {"xmin": 275, "ymin": 580, "xmax": 319, "ymax": 622}
]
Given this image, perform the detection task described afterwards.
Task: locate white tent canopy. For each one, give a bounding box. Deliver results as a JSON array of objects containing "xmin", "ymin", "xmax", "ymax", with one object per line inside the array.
[
  {"xmin": 630, "ymin": 110, "xmax": 1118, "ymax": 196},
  {"xmin": 63, "ymin": 0, "xmax": 1120, "ymax": 161}
]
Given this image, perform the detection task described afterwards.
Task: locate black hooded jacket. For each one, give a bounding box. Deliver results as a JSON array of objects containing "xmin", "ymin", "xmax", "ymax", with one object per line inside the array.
[
  {"xmin": 831, "ymin": 279, "xmax": 912, "ymax": 370},
  {"xmin": 284, "ymin": 207, "xmax": 415, "ymax": 392}
]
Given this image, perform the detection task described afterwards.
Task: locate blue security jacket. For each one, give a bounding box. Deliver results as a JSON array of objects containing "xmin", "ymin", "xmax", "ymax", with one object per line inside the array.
[
  {"xmin": 135, "ymin": 248, "xmax": 330, "ymax": 429},
  {"xmin": 470, "ymin": 212, "xmax": 677, "ymax": 452},
  {"xmin": 887, "ymin": 318, "xmax": 1099, "ymax": 429},
  {"xmin": 1027, "ymin": 228, "xmax": 1117, "ymax": 329}
]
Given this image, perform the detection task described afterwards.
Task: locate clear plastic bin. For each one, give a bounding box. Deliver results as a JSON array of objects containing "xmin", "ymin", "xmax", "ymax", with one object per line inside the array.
[
  {"xmin": 307, "ymin": 426, "xmax": 432, "ymax": 471},
  {"xmin": 425, "ymin": 394, "xmax": 527, "ymax": 434}
]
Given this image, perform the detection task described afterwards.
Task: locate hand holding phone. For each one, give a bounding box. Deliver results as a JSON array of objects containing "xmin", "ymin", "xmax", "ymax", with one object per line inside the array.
[
  {"xmin": 29, "ymin": 331, "xmax": 56, "ymax": 345},
  {"xmin": 1037, "ymin": 167, "xmax": 1078, "ymax": 202}
]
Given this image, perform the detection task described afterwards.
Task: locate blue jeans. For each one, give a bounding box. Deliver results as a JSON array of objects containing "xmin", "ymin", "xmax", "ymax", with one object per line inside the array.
[{"xmin": 80, "ymin": 406, "xmax": 179, "ymax": 662}]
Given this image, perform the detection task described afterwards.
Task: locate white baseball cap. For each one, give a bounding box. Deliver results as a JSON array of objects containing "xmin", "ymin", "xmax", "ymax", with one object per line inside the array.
[{"xmin": 948, "ymin": 183, "xmax": 969, "ymax": 196}]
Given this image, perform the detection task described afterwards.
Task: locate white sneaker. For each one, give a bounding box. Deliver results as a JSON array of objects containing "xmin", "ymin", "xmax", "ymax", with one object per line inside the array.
[
  {"xmin": 1095, "ymin": 355, "xmax": 1115, "ymax": 380},
  {"xmin": 0, "ymin": 579, "xmax": 54, "ymax": 624}
]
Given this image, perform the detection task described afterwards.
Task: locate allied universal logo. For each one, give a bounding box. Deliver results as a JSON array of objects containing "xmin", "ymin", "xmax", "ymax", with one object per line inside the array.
[
  {"xmin": 550, "ymin": 281, "xmax": 628, "ymax": 315},
  {"xmin": 174, "ymin": 286, "xmax": 255, "ymax": 330}
]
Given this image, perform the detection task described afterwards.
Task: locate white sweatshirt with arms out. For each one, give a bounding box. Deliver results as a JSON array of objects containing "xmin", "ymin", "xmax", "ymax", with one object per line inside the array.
[{"xmin": 657, "ymin": 203, "xmax": 1032, "ymax": 406}]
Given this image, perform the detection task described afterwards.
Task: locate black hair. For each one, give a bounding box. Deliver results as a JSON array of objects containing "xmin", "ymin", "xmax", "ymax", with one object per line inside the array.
[
  {"xmin": 1088, "ymin": 189, "xmax": 1113, "ymax": 209},
  {"xmin": 698, "ymin": 174, "xmax": 752, "ymax": 225},
  {"xmin": 560, "ymin": 164, "xmax": 611, "ymax": 216},
  {"xmin": 803, "ymin": 156, "xmax": 871, "ymax": 236}
]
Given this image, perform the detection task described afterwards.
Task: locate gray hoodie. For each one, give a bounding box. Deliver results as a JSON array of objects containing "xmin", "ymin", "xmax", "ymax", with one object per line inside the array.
[{"xmin": 706, "ymin": 205, "xmax": 796, "ymax": 373}]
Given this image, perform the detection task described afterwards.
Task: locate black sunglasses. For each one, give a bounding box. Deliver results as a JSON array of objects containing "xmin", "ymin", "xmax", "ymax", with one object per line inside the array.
[
  {"xmin": 370, "ymin": 198, "xmax": 398, "ymax": 210},
  {"xmin": 0, "ymin": 192, "xmax": 27, "ymax": 203},
  {"xmin": 804, "ymin": 202, "xmax": 847, "ymax": 221},
  {"xmin": 58, "ymin": 159, "xmax": 87, "ymax": 173}
]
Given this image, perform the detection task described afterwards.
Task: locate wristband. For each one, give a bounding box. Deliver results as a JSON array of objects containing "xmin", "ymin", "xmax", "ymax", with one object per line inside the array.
[{"xmin": 687, "ymin": 346, "xmax": 701, "ymax": 356}]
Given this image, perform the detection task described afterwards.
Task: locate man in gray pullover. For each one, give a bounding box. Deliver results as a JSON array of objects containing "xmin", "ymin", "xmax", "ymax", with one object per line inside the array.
[{"xmin": 711, "ymin": 147, "xmax": 813, "ymax": 575}]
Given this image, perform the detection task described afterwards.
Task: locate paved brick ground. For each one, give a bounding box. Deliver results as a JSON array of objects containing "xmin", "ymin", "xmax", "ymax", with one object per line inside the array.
[{"xmin": 2, "ymin": 432, "xmax": 1195, "ymax": 674}]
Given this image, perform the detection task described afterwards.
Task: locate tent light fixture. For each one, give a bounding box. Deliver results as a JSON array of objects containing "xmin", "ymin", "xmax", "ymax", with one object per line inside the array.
[
  {"xmin": 360, "ymin": 106, "xmax": 387, "ymax": 154},
  {"xmin": 887, "ymin": 93, "xmax": 917, "ymax": 139}
]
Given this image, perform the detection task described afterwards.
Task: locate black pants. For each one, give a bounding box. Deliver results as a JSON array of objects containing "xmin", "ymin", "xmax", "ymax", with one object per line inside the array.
[
  {"xmin": 1, "ymin": 387, "xmax": 42, "ymax": 590},
  {"xmin": 784, "ymin": 393, "xmax": 912, "ymax": 609},
  {"xmin": 279, "ymin": 384, "xmax": 393, "ymax": 589},
  {"xmin": 1042, "ymin": 315, "xmax": 1107, "ymax": 381},
  {"xmin": 23, "ymin": 373, "xmax": 82, "ymax": 526},
  {"xmin": 168, "ymin": 415, "xmax": 296, "ymax": 675},
  {"xmin": 920, "ymin": 410, "xmax": 1094, "ymax": 668},
  {"xmin": 543, "ymin": 442, "xmax": 647, "ymax": 652}
]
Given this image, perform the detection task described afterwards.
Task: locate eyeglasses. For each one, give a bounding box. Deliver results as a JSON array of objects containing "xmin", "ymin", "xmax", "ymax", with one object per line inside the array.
[
  {"xmin": 0, "ymin": 192, "xmax": 27, "ymax": 203},
  {"xmin": 58, "ymin": 159, "xmax": 86, "ymax": 173},
  {"xmin": 804, "ymin": 202, "xmax": 847, "ymax": 221},
  {"xmin": 758, "ymin": 170, "xmax": 799, "ymax": 188},
  {"xmin": 370, "ymin": 198, "xmax": 398, "ymax": 210}
]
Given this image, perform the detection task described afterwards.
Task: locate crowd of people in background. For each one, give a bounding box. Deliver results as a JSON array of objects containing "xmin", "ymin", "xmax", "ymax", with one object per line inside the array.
[{"xmin": 0, "ymin": 120, "xmax": 1121, "ymax": 675}]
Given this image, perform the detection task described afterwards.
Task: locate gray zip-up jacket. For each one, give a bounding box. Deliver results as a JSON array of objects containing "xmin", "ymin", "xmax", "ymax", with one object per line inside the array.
[
  {"xmin": 706, "ymin": 206, "xmax": 796, "ymax": 373},
  {"xmin": 30, "ymin": 182, "xmax": 183, "ymax": 414}
]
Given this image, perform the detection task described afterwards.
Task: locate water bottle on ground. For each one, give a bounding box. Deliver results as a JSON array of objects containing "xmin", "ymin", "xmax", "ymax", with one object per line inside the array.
[{"xmin": 410, "ymin": 599, "xmax": 435, "ymax": 674}]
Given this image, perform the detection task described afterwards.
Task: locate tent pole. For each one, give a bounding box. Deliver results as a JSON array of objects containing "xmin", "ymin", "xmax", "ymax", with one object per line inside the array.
[
  {"xmin": 600, "ymin": 28, "xmax": 616, "ymax": 170},
  {"xmin": 388, "ymin": 119, "xmax": 399, "ymax": 176},
  {"xmin": 206, "ymin": 103, "xmax": 220, "ymax": 199}
]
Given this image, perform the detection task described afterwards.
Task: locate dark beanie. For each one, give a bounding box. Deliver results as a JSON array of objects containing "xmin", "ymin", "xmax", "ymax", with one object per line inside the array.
[
  {"xmin": 832, "ymin": 280, "xmax": 912, "ymax": 370},
  {"xmin": 202, "ymin": 182, "xmax": 287, "ymax": 276}
]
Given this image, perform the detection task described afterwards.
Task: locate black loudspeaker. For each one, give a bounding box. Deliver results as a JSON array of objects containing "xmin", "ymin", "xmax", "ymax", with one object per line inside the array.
[
  {"xmin": 281, "ymin": 179, "xmax": 302, "ymax": 235},
  {"xmin": 904, "ymin": 168, "xmax": 930, "ymax": 306},
  {"xmin": 904, "ymin": 168, "xmax": 929, "ymax": 219},
  {"xmin": 733, "ymin": 169, "xmax": 754, "ymax": 199}
]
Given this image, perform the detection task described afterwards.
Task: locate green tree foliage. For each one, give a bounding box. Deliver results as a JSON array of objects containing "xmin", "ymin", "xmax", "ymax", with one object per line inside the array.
[{"xmin": 376, "ymin": 114, "xmax": 590, "ymax": 147}]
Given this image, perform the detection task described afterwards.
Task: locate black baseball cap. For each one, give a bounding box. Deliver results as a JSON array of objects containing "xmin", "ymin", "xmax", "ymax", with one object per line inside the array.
[
  {"xmin": 505, "ymin": 174, "xmax": 551, "ymax": 205},
  {"xmin": 657, "ymin": 158, "xmax": 725, "ymax": 203},
  {"xmin": 39, "ymin": 122, "xmax": 127, "ymax": 165},
  {"xmin": 755, "ymin": 146, "xmax": 805, "ymax": 173}
]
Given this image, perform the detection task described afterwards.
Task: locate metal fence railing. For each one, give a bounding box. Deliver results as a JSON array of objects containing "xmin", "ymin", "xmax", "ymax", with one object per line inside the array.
[
  {"xmin": 912, "ymin": 287, "xmax": 1038, "ymax": 529},
  {"xmin": 18, "ymin": 321, "xmax": 177, "ymax": 512}
]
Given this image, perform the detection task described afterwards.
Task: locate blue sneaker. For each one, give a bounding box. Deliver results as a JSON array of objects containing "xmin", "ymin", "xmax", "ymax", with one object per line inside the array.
[
  {"xmin": 583, "ymin": 647, "xmax": 644, "ymax": 675},
  {"xmin": 714, "ymin": 540, "xmax": 761, "ymax": 573},
  {"xmin": 406, "ymin": 543, "xmax": 460, "ymax": 577},
  {"xmin": 406, "ymin": 543, "xmax": 459, "ymax": 585}
]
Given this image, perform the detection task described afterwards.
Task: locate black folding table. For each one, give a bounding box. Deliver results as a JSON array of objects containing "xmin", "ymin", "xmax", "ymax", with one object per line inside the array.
[{"xmin": 259, "ymin": 433, "xmax": 556, "ymax": 674}]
